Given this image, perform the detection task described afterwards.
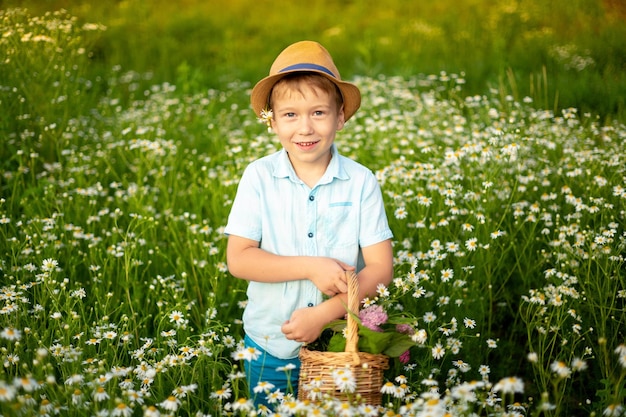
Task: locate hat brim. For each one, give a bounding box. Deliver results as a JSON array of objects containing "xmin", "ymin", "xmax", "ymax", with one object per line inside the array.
[{"xmin": 250, "ymin": 70, "xmax": 361, "ymax": 121}]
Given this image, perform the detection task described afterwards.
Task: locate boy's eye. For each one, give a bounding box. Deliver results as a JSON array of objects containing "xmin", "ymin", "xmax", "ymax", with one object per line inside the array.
[{"xmin": 314, "ymin": 110, "xmax": 324, "ymax": 116}]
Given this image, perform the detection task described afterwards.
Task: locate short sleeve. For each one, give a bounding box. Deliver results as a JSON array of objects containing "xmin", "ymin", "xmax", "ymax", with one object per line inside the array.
[
  {"xmin": 359, "ymin": 171, "xmax": 393, "ymax": 247},
  {"xmin": 224, "ymin": 164, "xmax": 263, "ymax": 242}
]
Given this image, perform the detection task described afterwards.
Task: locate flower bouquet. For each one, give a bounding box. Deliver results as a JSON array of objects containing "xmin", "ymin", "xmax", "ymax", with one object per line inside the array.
[
  {"xmin": 335, "ymin": 307, "xmax": 415, "ymax": 356},
  {"xmin": 298, "ymin": 271, "xmax": 415, "ymax": 405}
]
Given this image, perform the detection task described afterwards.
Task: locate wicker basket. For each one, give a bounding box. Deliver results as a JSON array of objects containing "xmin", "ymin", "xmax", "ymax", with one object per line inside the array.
[{"xmin": 298, "ymin": 270, "xmax": 389, "ymax": 405}]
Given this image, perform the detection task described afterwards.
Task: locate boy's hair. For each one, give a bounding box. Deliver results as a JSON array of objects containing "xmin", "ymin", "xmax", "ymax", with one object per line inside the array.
[{"xmin": 269, "ymin": 72, "xmax": 344, "ymax": 114}]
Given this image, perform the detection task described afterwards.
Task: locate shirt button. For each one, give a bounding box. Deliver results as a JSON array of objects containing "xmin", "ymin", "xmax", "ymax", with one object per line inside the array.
[
  {"xmin": 307, "ymin": 303, "xmax": 314, "ymax": 307},
  {"xmin": 309, "ymin": 195, "xmax": 315, "ymax": 201},
  {"xmin": 307, "ymin": 232, "xmax": 314, "ymax": 238}
]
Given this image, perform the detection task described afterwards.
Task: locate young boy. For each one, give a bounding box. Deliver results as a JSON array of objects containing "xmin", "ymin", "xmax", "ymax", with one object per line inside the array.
[{"xmin": 224, "ymin": 40, "xmax": 393, "ymax": 407}]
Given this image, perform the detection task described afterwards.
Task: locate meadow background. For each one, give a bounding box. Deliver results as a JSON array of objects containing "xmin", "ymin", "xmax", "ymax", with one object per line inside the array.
[{"xmin": 0, "ymin": 1, "xmax": 625, "ymax": 416}]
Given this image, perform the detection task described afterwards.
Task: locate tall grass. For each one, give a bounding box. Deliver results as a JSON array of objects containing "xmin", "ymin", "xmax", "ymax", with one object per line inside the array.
[
  {"xmin": 1, "ymin": 7, "xmax": 625, "ymax": 417},
  {"xmin": 6, "ymin": 0, "xmax": 626, "ymax": 121}
]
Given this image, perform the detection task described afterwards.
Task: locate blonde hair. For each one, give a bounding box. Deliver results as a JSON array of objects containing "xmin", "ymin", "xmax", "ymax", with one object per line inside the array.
[{"xmin": 269, "ymin": 73, "xmax": 344, "ymax": 114}]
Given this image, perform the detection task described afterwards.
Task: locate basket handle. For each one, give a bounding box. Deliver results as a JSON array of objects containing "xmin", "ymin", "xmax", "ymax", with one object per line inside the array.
[{"xmin": 345, "ymin": 270, "xmax": 359, "ymax": 353}]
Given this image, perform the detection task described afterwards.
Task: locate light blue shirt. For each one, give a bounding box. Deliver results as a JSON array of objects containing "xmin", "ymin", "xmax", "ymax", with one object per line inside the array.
[{"xmin": 224, "ymin": 145, "xmax": 393, "ymax": 359}]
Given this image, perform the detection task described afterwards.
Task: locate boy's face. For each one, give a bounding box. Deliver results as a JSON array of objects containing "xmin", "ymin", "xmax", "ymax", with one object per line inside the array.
[{"xmin": 270, "ymin": 82, "xmax": 345, "ymax": 172}]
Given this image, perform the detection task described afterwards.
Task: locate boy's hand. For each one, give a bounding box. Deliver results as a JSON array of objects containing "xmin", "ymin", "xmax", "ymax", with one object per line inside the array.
[
  {"xmin": 309, "ymin": 259, "xmax": 354, "ymax": 296},
  {"xmin": 281, "ymin": 305, "xmax": 327, "ymax": 344}
]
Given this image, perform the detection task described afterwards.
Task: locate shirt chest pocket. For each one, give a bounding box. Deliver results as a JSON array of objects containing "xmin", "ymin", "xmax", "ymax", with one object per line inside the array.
[{"xmin": 319, "ymin": 201, "xmax": 356, "ymax": 248}]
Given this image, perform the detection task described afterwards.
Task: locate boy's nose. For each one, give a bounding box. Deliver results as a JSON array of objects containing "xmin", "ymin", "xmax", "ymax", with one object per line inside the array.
[{"xmin": 298, "ymin": 117, "xmax": 314, "ymax": 134}]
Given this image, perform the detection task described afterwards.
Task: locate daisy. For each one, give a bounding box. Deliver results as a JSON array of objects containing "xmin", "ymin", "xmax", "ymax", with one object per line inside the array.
[
  {"xmin": 159, "ymin": 395, "xmax": 180, "ymax": 412},
  {"xmin": 418, "ymin": 195, "xmax": 432, "ymax": 206},
  {"xmin": 550, "ymin": 360, "xmax": 571, "ymax": 378},
  {"xmin": 71, "ymin": 389, "xmax": 84, "ymax": 405},
  {"xmin": 617, "ymin": 353, "xmax": 626, "ymax": 369},
  {"xmin": 394, "ymin": 206, "xmax": 408, "ymax": 219},
  {"xmin": 380, "ymin": 381, "xmax": 396, "ymax": 395},
  {"xmin": 453, "ymin": 359, "xmax": 471, "ymax": 373},
  {"xmin": 333, "ymin": 401, "xmax": 353, "ymax": 416},
  {"xmin": 395, "ymin": 375, "xmax": 408, "ymax": 384},
  {"xmin": 394, "ymin": 383, "xmax": 409, "ymax": 398},
  {"xmin": 478, "ymin": 365, "xmax": 491, "ymax": 377},
  {"xmin": 125, "ymin": 389, "xmax": 145, "ymax": 405},
  {"xmin": 265, "ymin": 389, "xmax": 284, "ymax": 404},
  {"xmin": 490, "ymin": 230, "xmax": 506, "ymax": 239},
  {"xmin": 358, "ymin": 403, "xmax": 379, "ymax": 417},
  {"xmin": 92, "ymin": 386, "xmax": 109, "ymax": 402},
  {"xmin": 0, "ymin": 380, "xmax": 17, "ymax": 401},
  {"xmin": 144, "ymin": 406, "xmax": 161, "ymax": 417},
  {"xmin": 413, "ymin": 286, "xmax": 426, "ymax": 298},
  {"xmin": 376, "ymin": 283, "xmax": 390, "ymax": 298},
  {"xmin": 222, "ymin": 335, "xmax": 236, "ymax": 348},
  {"xmin": 493, "ymin": 377, "xmax": 524, "ymax": 394},
  {"xmin": 244, "ymin": 346, "xmax": 262, "ymax": 361},
  {"xmin": 571, "ymin": 357, "xmax": 588, "ymax": 372},
  {"xmin": 253, "ymin": 381, "xmax": 275, "ymax": 394},
  {"xmin": 112, "ymin": 403, "xmax": 133, "ymax": 417},
  {"xmin": 431, "ymin": 343, "xmax": 445, "ymax": 360},
  {"xmin": 450, "ymin": 382, "xmax": 479, "ymax": 402},
  {"xmin": 440, "ymin": 268, "xmax": 453, "ymax": 282},
  {"xmin": 210, "ymin": 386, "xmax": 232, "ymax": 400},
  {"xmin": 411, "ymin": 329, "xmax": 427, "ymax": 344},
  {"xmin": 465, "ymin": 238, "xmax": 478, "ymax": 251},
  {"xmin": 604, "ymin": 404, "xmax": 624, "ymax": 417},
  {"xmin": 168, "ymin": 310, "xmax": 186, "ymax": 327},
  {"xmin": 41, "ymin": 258, "xmax": 59, "ymax": 272},
  {"xmin": 332, "ymin": 367, "xmax": 356, "ymax": 393},
  {"xmin": 103, "ymin": 331, "xmax": 117, "ymax": 340},
  {"xmin": 423, "ymin": 312, "xmax": 437, "ymax": 323},
  {"xmin": 14, "ymin": 376, "xmax": 40, "ymax": 393},
  {"xmin": 0, "ymin": 327, "xmax": 22, "ymax": 341},
  {"xmin": 231, "ymin": 398, "xmax": 254, "ymax": 412},
  {"xmin": 71, "ymin": 288, "xmax": 87, "ymax": 299},
  {"xmin": 463, "ymin": 317, "xmax": 476, "ymax": 329},
  {"xmin": 276, "ymin": 362, "xmax": 297, "ymax": 372}
]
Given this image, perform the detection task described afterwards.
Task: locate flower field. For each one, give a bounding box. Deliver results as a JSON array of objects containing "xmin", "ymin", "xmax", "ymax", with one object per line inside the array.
[{"xmin": 1, "ymin": 7, "xmax": 625, "ymax": 417}]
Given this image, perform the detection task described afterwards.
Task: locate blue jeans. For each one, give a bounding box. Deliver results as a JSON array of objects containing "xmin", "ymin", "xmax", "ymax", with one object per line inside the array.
[{"xmin": 244, "ymin": 335, "xmax": 301, "ymax": 408}]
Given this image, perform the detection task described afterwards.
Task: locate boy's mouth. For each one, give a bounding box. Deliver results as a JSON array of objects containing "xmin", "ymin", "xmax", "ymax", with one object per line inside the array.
[{"xmin": 295, "ymin": 140, "xmax": 320, "ymax": 149}]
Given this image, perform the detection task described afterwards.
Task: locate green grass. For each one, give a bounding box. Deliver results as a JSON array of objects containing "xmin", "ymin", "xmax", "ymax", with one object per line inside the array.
[
  {"xmin": 4, "ymin": 0, "xmax": 626, "ymax": 121},
  {"xmin": 0, "ymin": 5, "xmax": 625, "ymax": 417}
]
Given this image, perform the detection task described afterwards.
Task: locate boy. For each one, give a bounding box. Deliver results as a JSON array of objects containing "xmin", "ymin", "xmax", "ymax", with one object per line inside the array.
[{"xmin": 224, "ymin": 40, "xmax": 393, "ymax": 407}]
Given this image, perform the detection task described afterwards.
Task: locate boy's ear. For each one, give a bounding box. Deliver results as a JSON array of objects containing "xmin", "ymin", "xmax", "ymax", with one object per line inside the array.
[{"xmin": 336, "ymin": 106, "xmax": 346, "ymax": 130}]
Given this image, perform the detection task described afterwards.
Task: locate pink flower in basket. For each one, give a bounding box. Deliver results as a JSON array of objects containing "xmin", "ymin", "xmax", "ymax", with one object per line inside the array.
[{"xmin": 359, "ymin": 305, "xmax": 388, "ymax": 332}]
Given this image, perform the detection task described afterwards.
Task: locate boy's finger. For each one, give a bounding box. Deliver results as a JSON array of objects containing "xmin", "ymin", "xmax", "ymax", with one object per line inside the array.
[{"xmin": 336, "ymin": 280, "xmax": 348, "ymax": 293}]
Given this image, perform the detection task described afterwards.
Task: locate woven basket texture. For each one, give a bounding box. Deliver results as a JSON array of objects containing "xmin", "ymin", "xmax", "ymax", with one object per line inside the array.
[{"xmin": 298, "ymin": 271, "xmax": 389, "ymax": 405}]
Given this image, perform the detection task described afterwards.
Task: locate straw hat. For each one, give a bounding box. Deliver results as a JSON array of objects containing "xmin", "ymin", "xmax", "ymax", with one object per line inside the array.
[{"xmin": 250, "ymin": 41, "xmax": 361, "ymax": 121}]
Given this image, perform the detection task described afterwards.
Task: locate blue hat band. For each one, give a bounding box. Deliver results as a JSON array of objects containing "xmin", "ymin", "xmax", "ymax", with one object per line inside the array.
[{"xmin": 279, "ymin": 63, "xmax": 336, "ymax": 78}]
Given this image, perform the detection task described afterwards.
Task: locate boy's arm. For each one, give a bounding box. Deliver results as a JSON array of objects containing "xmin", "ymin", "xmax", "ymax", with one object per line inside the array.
[
  {"xmin": 226, "ymin": 234, "xmax": 352, "ymax": 296},
  {"xmin": 281, "ymin": 238, "xmax": 394, "ymax": 343}
]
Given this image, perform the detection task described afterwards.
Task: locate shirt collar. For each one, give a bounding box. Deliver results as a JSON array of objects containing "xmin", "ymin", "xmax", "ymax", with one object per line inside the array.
[{"xmin": 273, "ymin": 144, "xmax": 349, "ymax": 185}]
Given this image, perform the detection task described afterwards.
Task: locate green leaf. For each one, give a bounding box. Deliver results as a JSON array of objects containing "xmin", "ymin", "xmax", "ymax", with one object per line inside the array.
[
  {"xmin": 388, "ymin": 316, "xmax": 415, "ymax": 325},
  {"xmin": 357, "ymin": 325, "xmax": 393, "ymax": 354},
  {"xmin": 327, "ymin": 333, "xmax": 346, "ymax": 352},
  {"xmin": 325, "ymin": 319, "xmax": 347, "ymax": 333},
  {"xmin": 383, "ymin": 333, "xmax": 414, "ymax": 357}
]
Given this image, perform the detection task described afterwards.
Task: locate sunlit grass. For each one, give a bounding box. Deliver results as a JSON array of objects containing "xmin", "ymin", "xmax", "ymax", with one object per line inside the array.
[
  {"xmin": 5, "ymin": 0, "xmax": 626, "ymax": 120},
  {"xmin": 0, "ymin": 7, "xmax": 625, "ymax": 417}
]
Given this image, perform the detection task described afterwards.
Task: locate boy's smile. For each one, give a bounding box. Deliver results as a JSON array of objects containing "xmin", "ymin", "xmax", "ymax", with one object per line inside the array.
[{"xmin": 270, "ymin": 84, "xmax": 345, "ymax": 183}]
